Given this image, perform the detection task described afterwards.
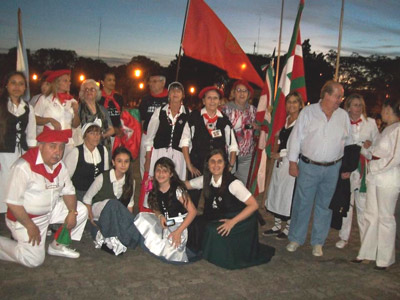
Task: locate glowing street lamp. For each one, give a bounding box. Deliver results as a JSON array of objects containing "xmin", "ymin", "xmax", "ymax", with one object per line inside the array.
[
  {"xmin": 134, "ymin": 69, "xmax": 142, "ymax": 78},
  {"xmin": 189, "ymin": 86, "xmax": 196, "ymax": 94},
  {"xmin": 79, "ymin": 74, "xmax": 85, "ymax": 82},
  {"xmin": 139, "ymin": 82, "xmax": 144, "ymax": 89},
  {"xmin": 32, "ymin": 74, "xmax": 38, "ymax": 81},
  {"xmin": 241, "ymin": 63, "xmax": 247, "ymax": 70}
]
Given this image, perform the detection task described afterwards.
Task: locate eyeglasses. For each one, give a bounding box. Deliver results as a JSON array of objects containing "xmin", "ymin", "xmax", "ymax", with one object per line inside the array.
[
  {"xmin": 236, "ymin": 88, "xmax": 248, "ymax": 93},
  {"xmin": 84, "ymin": 88, "xmax": 96, "ymax": 93}
]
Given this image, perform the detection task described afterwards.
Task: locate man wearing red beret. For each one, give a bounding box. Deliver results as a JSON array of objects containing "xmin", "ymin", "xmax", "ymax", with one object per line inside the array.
[{"xmin": 0, "ymin": 128, "xmax": 88, "ymax": 267}]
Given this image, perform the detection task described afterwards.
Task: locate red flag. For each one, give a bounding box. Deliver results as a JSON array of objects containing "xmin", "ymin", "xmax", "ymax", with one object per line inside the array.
[
  {"xmin": 182, "ymin": 0, "xmax": 264, "ymax": 88},
  {"xmin": 247, "ymin": 62, "xmax": 274, "ymax": 195},
  {"xmin": 267, "ymin": 0, "xmax": 307, "ymax": 149}
]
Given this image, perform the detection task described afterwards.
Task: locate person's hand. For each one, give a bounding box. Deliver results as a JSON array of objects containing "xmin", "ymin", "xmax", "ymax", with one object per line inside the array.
[
  {"xmin": 217, "ymin": 219, "xmax": 236, "ymax": 236},
  {"xmin": 270, "ymin": 152, "xmax": 280, "ymax": 160},
  {"xmin": 159, "ymin": 215, "xmax": 167, "ymax": 229},
  {"xmin": 341, "ymin": 172, "xmax": 351, "ymax": 179},
  {"xmin": 251, "ymin": 122, "xmax": 261, "ymax": 131},
  {"xmin": 289, "ymin": 161, "xmax": 299, "ymax": 177},
  {"xmin": 50, "ymin": 118, "xmax": 62, "ymax": 130},
  {"xmin": 188, "ymin": 164, "xmax": 201, "ymax": 177},
  {"xmin": 115, "ymin": 127, "xmax": 124, "ymax": 137},
  {"xmin": 26, "ymin": 223, "xmax": 41, "ymax": 246},
  {"xmin": 87, "ymin": 207, "xmax": 97, "ymax": 227},
  {"xmin": 363, "ymin": 140, "xmax": 372, "ymax": 149},
  {"xmin": 168, "ymin": 230, "xmax": 182, "ymax": 248},
  {"xmin": 64, "ymin": 211, "xmax": 77, "ymax": 230}
]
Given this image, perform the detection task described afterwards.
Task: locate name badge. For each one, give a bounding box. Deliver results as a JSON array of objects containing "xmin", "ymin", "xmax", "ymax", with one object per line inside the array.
[{"xmin": 211, "ymin": 129, "xmax": 222, "ymax": 138}]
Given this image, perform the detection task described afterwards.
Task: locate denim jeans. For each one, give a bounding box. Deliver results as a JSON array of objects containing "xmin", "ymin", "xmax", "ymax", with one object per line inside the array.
[{"xmin": 288, "ymin": 159, "xmax": 341, "ymax": 246}]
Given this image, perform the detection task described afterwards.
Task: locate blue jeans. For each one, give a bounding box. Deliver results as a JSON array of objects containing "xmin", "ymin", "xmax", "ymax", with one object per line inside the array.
[{"xmin": 288, "ymin": 159, "xmax": 341, "ymax": 246}]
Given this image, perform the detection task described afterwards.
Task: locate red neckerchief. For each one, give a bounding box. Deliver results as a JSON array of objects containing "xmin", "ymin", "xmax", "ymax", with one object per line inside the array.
[
  {"xmin": 203, "ymin": 113, "xmax": 218, "ymax": 135},
  {"xmin": 150, "ymin": 89, "xmax": 168, "ymax": 98},
  {"xmin": 351, "ymin": 118, "xmax": 362, "ymax": 125},
  {"xmin": 21, "ymin": 147, "xmax": 62, "ymax": 183},
  {"xmin": 101, "ymin": 89, "xmax": 121, "ymax": 112},
  {"xmin": 56, "ymin": 93, "xmax": 73, "ymax": 105}
]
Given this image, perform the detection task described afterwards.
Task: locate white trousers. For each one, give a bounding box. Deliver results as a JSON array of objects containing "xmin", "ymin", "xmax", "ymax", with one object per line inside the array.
[
  {"xmin": 339, "ymin": 190, "xmax": 366, "ymax": 242},
  {"xmin": 139, "ymin": 133, "xmax": 147, "ymax": 179},
  {"xmin": 0, "ymin": 200, "xmax": 87, "ymax": 268},
  {"xmin": 357, "ymin": 181, "xmax": 399, "ymax": 267}
]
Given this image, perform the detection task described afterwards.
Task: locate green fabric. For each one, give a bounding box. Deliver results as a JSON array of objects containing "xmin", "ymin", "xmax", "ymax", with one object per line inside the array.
[
  {"xmin": 201, "ymin": 213, "xmax": 275, "ymax": 270},
  {"xmin": 56, "ymin": 225, "xmax": 72, "ymax": 246},
  {"xmin": 92, "ymin": 171, "xmax": 115, "ymax": 204},
  {"xmin": 358, "ymin": 160, "xmax": 367, "ymax": 193},
  {"xmin": 127, "ymin": 108, "xmax": 141, "ymax": 123}
]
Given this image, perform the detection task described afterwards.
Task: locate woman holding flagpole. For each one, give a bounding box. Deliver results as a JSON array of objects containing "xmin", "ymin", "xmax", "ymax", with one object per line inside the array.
[
  {"xmin": 0, "ymin": 71, "xmax": 36, "ymax": 213},
  {"xmin": 263, "ymin": 91, "xmax": 303, "ymax": 240}
]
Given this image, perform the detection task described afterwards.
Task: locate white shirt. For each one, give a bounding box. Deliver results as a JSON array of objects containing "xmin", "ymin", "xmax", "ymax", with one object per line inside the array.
[
  {"xmin": 367, "ymin": 123, "xmax": 400, "ymax": 187},
  {"xmin": 34, "ymin": 94, "xmax": 77, "ymax": 138},
  {"xmin": 179, "ymin": 107, "xmax": 239, "ymax": 154},
  {"xmin": 64, "ymin": 144, "xmax": 109, "ymax": 177},
  {"xmin": 83, "ymin": 169, "xmax": 134, "ymax": 208},
  {"xmin": 5, "ymin": 151, "xmax": 75, "ymax": 215},
  {"xmin": 287, "ymin": 102, "xmax": 352, "ymax": 163},
  {"xmin": 7, "ymin": 99, "xmax": 37, "ymax": 148},
  {"xmin": 144, "ymin": 104, "xmax": 188, "ymax": 151},
  {"xmin": 189, "ymin": 175, "xmax": 251, "ymax": 202}
]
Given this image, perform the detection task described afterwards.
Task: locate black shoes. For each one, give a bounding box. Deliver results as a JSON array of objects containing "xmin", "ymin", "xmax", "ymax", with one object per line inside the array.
[
  {"xmin": 262, "ymin": 228, "xmax": 280, "ymax": 236},
  {"xmin": 275, "ymin": 232, "xmax": 288, "ymax": 240}
]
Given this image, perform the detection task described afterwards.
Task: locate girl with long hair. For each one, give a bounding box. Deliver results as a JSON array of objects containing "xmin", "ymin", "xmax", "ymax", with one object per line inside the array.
[
  {"xmin": 186, "ymin": 148, "xmax": 275, "ymax": 269},
  {"xmin": 134, "ymin": 157, "xmax": 197, "ymax": 263},
  {"xmin": 83, "ymin": 146, "xmax": 138, "ymax": 255},
  {"xmin": 0, "ymin": 71, "xmax": 36, "ymax": 213}
]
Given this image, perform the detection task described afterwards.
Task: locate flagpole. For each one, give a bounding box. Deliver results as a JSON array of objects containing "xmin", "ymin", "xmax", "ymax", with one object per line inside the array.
[
  {"xmin": 97, "ymin": 17, "xmax": 102, "ymax": 59},
  {"xmin": 334, "ymin": 0, "xmax": 345, "ymax": 81},
  {"xmin": 175, "ymin": 0, "xmax": 191, "ymax": 81},
  {"xmin": 274, "ymin": 0, "xmax": 284, "ymax": 99}
]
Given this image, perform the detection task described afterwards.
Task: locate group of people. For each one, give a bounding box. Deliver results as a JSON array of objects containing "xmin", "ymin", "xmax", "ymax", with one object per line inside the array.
[{"xmin": 0, "ymin": 69, "xmax": 398, "ymax": 272}]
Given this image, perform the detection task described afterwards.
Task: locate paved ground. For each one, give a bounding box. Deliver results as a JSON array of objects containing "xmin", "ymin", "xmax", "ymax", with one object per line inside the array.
[{"xmin": 1, "ymin": 160, "xmax": 399, "ymax": 299}]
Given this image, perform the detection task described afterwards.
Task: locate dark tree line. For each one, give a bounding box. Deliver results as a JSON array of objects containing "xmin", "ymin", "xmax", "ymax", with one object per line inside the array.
[{"xmin": 0, "ymin": 42, "xmax": 398, "ymax": 114}]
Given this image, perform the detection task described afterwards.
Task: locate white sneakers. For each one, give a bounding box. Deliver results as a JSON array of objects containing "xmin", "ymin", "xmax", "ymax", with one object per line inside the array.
[
  {"xmin": 48, "ymin": 241, "xmax": 80, "ymax": 259},
  {"xmin": 335, "ymin": 239, "xmax": 348, "ymax": 249},
  {"xmin": 312, "ymin": 245, "xmax": 323, "ymax": 257},
  {"xmin": 286, "ymin": 241, "xmax": 300, "ymax": 252}
]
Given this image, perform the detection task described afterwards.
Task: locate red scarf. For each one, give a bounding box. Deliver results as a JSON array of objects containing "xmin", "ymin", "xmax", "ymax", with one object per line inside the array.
[
  {"xmin": 203, "ymin": 113, "xmax": 218, "ymax": 135},
  {"xmin": 21, "ymin": 147, "xmax": 62, "ymax": 183},
  {"xmin": 351, "ymin": 118, "xmax": 362, "ymax": 125},
  {"xmin": 56, "ymin": 92, "xmax": 74, "ymax": 105},
  {"xmin": 101, "ymin": 90, "xmax": 120, "ymax": 112},
  {"xmin": 150, "ymin": 89, "xmax": 168, "ymax": 98}
]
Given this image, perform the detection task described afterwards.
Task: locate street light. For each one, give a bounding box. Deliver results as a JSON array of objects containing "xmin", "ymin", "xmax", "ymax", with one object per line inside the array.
[
  {"xmin": 134, "ymin": 69, "xmax": 142, "ymax": 78},
  {"xmin": 32, "ymin": 74, "xmax": 38, "ymax": 81},
  {"xmin": 241, "ymin": 63, "xmax": 246, "ymax": 70},
  {"xmin": 139, "ymin": 82, "xmax": 144, "ymax": 89},
  {"xmin": 79, "ymin": 74, "xmax": 85, "ymax": 82},
  {"xmin": 189, "ymin": 86, "xmax": 196, "ymax": 94}
]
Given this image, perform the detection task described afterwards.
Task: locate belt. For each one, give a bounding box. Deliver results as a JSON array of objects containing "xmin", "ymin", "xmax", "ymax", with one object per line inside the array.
[
  {"xmin": 300, "ymin": 154, "xmax": 342, "ymax": 167},
  {"xmin": 6, "ymin": 210, "xmax": 42, "ymax": 222}
]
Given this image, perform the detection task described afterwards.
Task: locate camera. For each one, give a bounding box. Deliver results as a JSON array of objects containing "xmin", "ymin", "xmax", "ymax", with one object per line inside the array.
[
  {"xmin": 244, "ymin": 124, "xmax": 253, "ymax": 130},
  {"xmin": 166, "ymin": 219, "xmax": 176, "ymax": 227}
]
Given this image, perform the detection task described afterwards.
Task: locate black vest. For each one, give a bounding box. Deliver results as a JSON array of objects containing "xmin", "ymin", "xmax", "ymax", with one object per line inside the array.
[
  {"xmin": 153, "ymin": 105, "xmax": 188, "ymax": 152},
  {"xmin": 203, "ymin": 174, "xmax": 246, "ymax": 220},
  {"xmin": 71, "ymin": 144, "xmax": 105, "ymax": 192},
  {"xmin": 157, "ymin": 184, "xmax": 187, "ymax": 218},
  {"xmin": 0, "ymin": 104, "xmax": 29, "ymax": 153},
  {"xmin": 92, "ymin": 170, "xmax": 131, "ymax": 207},
  {"xmin": 278, "ymin": 125, "xmax": 294, "ymax": 152},
  {"xmin": 189, "ymin": 110, "xmax": 232, "ymax": 169}
]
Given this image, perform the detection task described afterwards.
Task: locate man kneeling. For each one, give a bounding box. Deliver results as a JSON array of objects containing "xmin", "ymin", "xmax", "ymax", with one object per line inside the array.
[{"xmin": 0, "ymin": 128, "xmax": 88, "ymax": 267}]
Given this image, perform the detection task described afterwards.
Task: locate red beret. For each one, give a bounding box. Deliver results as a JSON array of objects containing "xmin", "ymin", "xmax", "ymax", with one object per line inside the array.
[
  {"xmin": 232, "ymin": 80, "xmax": 254, "ymax": 97},
  {"xmin": 46, "ymin": 70, "xmax": 71, "ymax": 83},
  {"xmin": 198, "ymin": 86, "xmax": 224, "ymax": 99},
  {"xmin": 37, "ymin": 127, "xmax": 72, "ymax": 143}
]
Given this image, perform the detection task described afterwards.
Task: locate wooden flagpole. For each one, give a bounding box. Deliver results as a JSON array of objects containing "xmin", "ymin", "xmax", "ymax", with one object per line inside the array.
[
  {"xmin": 175, "ymin": 0, "xmax": 191, "ymax": 81},
  {"xmin": 274, "ymin": 0, "xmax": 284, "ymax": 100},
  {"xmin": 334, "ymin": 0, "xmax": 345, "ymax": 81}
]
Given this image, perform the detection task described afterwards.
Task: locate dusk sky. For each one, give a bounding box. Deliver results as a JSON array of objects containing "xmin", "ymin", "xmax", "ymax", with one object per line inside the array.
[{"xmin": 1, "ymin": 0, "xmax": 399, "ymax": 66}]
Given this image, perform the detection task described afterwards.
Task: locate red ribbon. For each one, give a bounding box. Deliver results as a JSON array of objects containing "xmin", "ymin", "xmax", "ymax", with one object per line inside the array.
[
  {"xmin": 351, "ymin": 118, "xmax": 362, "ymax": 125},
  {"xmin": 203, "ymin": 113, "xmax": 218, "ymax": 135},
  {"xmin": 22, "ymin": 147, "xmax": 62, "ymax": 183},
  {"xmin": 101, "ymin": 90, "xmax": 121, "ymax": 112},
  {"xmin": 56, "ymin": 92, "xmax": 73, "ymax": 105}
]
